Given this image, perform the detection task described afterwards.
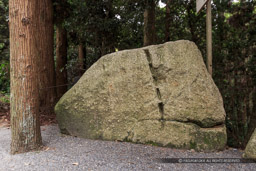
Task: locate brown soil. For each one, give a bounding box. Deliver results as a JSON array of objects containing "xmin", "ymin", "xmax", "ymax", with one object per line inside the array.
[{"xmin": 0, "ymin": 102, "xmax": 57, "ymax": 128}]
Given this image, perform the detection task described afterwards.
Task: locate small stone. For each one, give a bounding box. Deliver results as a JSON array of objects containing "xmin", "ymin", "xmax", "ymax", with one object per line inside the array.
[{"xmin": 190, "ymin": 149, "xmax": 195, "ymax": 153}]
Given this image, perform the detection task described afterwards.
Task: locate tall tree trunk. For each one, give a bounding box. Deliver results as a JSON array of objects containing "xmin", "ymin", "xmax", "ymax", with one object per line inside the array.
[
  {"xmin": 78, "ymin": 44, "xmax": 86, "ymax": 76},
  {"xmin": 143, "ymin": 0, "xmax": 156, "ymax": 46},
  {"xmin": 56, "ymin": 25, "xmax": 68, "ymax": 99},
  {"xmin": 165, "ymin": 0, "xmax": 171, "ymax": 42},
  {"xmin": 206, "ymin": 0, "xmax": 212, "ymax": 76},
  {"xmin": 9, "ymin": 0, "xmax": 43, "ymax": 154},
  {"xmin": 39, "ymin": 0, "xmax": 56, "ymax": 113}
]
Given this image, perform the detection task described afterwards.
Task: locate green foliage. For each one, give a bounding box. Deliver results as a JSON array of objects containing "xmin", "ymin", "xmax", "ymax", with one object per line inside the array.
[
  {"xmin": 211, "ymin": 0, "xmax": 256, "ymax": 148},
  {"xmin": 115, "ymin": 0, "xmax": 145, "ymax": 50},
  {"xmin": 0, "ymin": 91, "xmax": 9, "ymax": 103},
  {"xmin": 0, "ymin": 0, "xmax": 9, "ymax": 93},
  {"xmin": 0, "ymin": 0, "xmax": 9, "ymax": 61},
  {"xmin": 0, "ymin": 61, "xmax": 10, "ymax": 93},
  {"xmin": 189, "ymin": 141, "xmax": 197, "ymax": 149}
]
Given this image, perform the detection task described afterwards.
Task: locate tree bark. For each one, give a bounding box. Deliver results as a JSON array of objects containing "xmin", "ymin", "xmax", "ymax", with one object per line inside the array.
[
  {"xmin": 38, "ymin": 0, "xmax": 56, "ymax": 113},
  {"xmin": 206, "ymin": 0, "xmax": 213, "ymax": 76},
  {"xmin": 165, "ymin": 0, "xmax": 171, "ymax": 42},
  {"xmin": 143, "ymin": 0, "xmax": 156, "ymax": 46},
  {"xmin": 56, "ymin": 25, "xmax": 68, "ymax": 99},
  {"xmin": 9, "ymin": 0, "xmax": 43, "ymax": 154},
  {"xmin": 78, "ymin": 44, "xmax": 86, "ymax": 76}
]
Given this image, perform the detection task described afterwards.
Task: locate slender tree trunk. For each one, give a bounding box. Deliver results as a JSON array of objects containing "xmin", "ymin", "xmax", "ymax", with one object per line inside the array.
[
  {"xmin": 143, "ymin": 0, "xmax": 156, "ymax": 46},
  {"xmin": 206, "ymin": 0, "xmax": 212, "ymax": 76},
  {"xmin": 56, "ymin": 25, "xmax": 68, "ymax": 99},
  {"xmin": 9, "ymin": 0, "xmax": 43, "ymax": 154},
  {"xmin": 78, "ymin": 44, "xmax": 86, "ymax": 76},
  {"xmin": 38, "ymin": 0, "xmax": 56, "ymax": 112},
  {"xmin": 165, "ymin": 0, "xmax": 171, "ymax": 42}
]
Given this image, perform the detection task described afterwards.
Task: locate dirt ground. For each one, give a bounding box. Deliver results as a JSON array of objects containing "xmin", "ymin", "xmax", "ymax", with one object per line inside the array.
[{"xmin": 0, "ymin": 101, "xmax": 57, "ymax": 128}]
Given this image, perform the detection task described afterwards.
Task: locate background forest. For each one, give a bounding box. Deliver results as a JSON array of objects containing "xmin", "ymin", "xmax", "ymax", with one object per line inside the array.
[{"xmin": 0, "ymin": 0, "xmax": 256, "ymax": 149}]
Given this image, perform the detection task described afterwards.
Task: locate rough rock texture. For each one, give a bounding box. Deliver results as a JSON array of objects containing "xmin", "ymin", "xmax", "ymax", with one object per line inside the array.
[
  {"xmin": 55, "ymin": 40, "xmax": 227, "ymax": 151},
  {"xmin": 244, "ymin": 129, "xmax": 256, "ymax": 160}
]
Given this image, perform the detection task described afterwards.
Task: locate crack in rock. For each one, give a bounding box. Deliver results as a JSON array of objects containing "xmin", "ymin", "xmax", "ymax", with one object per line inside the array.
[
  {"xmin": 164, "ymin": 119, "xmax": 225, "ymax": 128},
  {"xmin": 141, "ymin": 50, "xmax": 225, "ymax": 129},
  {"xmin": 143, "ymin": 49, "xmax": 223, "ymax": 129},
  {"xmin": 137, "ymin": 118, "xmax": 225, "ymax": 129},
  {"xmin": 144, "ymin": 49, "xmax": 164, "ymax": 121}
]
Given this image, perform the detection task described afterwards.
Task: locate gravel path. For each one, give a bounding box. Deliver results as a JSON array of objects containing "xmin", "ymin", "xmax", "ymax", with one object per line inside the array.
[{"xmin": 0, "ymin": 125, "xmax": 255, "ymax": 171}]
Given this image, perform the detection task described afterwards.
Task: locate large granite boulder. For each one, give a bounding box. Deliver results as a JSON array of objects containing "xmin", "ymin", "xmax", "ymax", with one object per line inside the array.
[
  {"xmin": 244, "ymin": 129, "xmax": 256, "ymax": 160},
  {"xmin": 55, "ymin": 40, "xmax": 227, "ymax": 151}
]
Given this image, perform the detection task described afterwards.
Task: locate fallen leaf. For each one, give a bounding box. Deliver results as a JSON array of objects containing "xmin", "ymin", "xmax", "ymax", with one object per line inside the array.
[{"xmin": 44, "ymin": 147, "xmax": 50, "ymax": 151}]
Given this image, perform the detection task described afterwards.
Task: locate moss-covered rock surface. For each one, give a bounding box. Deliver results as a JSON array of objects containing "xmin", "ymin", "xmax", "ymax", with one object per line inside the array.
[{"xmin": 244, "ymin": 129, "xmax": 256, "ymax": 160}]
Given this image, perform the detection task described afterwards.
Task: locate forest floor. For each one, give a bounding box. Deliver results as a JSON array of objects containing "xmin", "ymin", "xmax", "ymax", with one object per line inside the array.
[
  {"xmin": 0, "ymin": 94, "xmax": 10, "ymax": 128},
  {"xmin": 0, "ymin": 100, "xmax": 56, "ymax": 128},
  {"xmin": 0, "ymin": 125, "xmax": 255, "ymax": 170}
]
